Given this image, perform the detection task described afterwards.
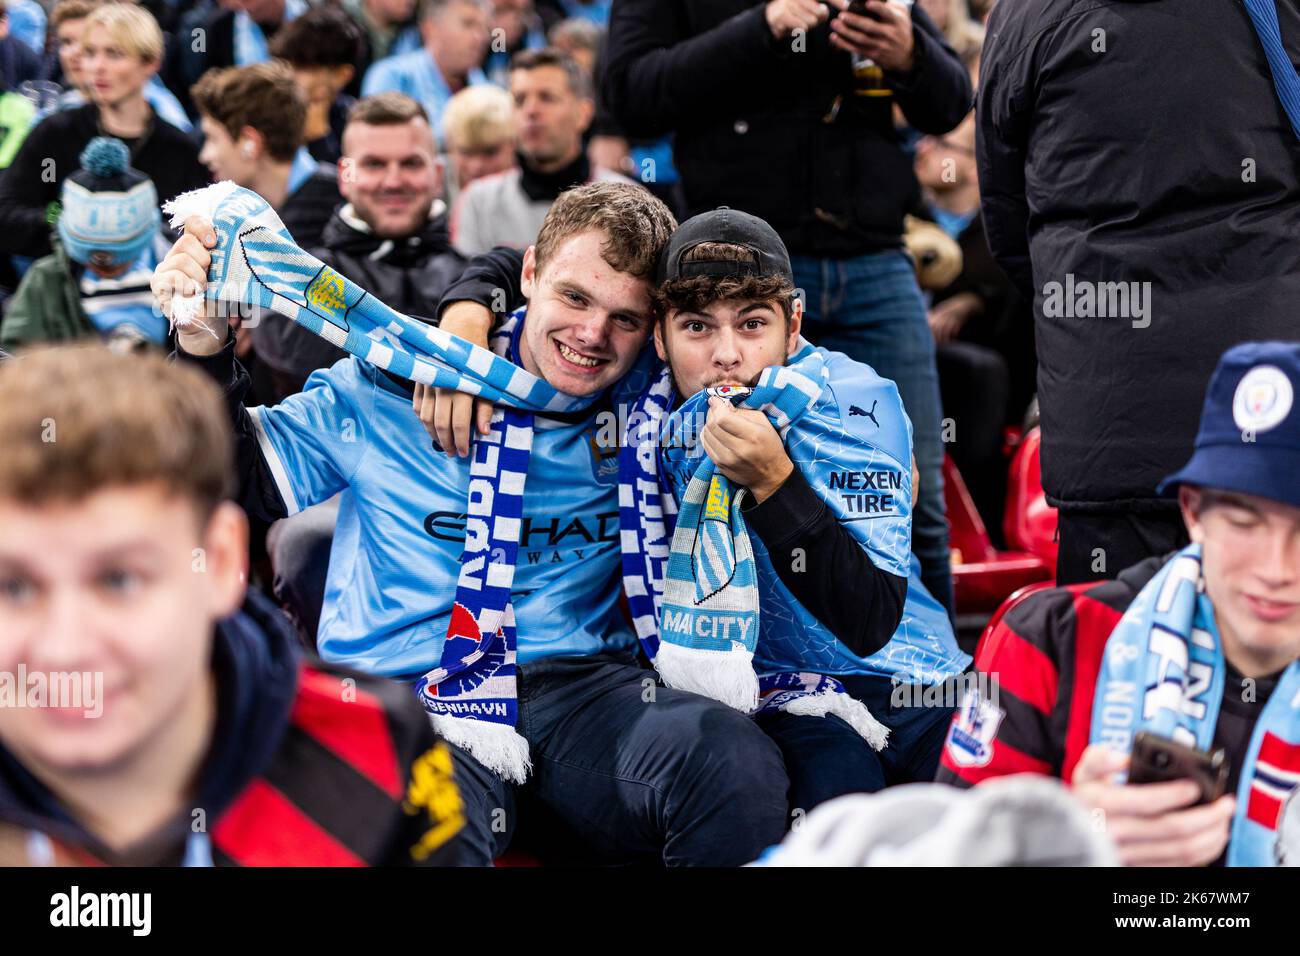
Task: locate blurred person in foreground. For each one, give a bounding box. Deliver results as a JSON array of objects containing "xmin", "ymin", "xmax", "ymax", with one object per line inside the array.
[{"xmin": 0, "ymin": 345, "xmax": 469, "ymax": 866}]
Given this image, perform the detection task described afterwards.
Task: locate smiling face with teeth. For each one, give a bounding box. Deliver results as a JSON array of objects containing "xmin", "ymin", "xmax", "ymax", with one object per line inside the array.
[
  {"xmin": 1181, "ymin": 486, "xmax": 1300, "ymax": 678},
  {"xmin": 517, "ymin": 229, "xmax": 655, "ymax": 397}
]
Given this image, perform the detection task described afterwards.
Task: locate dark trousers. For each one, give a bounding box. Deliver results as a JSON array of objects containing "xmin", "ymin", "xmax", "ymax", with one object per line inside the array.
[
  {"xmin": 448, "ymin": 654, "xmax": 790, "ymax": 866},
  {"xmin": 1056, "ymin": 509, "xmax": 1188, "ymax": 585},
  {"xmin": 755, "ymin": 673, "xmax": 955, "ymax": 814},
  {"xmin": 266, "ymin": 497, "xmax": 340, "ymax": 647}
]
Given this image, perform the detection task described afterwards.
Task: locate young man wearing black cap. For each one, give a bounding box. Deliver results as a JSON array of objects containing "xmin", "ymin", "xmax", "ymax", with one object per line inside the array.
[
  {"xmin": 939, "ymin": 341, "xmax": 1300, "ymax": 867},
  {"xmin": 431, "ymin": 208, "xmax": 970, "ymax": 813}
]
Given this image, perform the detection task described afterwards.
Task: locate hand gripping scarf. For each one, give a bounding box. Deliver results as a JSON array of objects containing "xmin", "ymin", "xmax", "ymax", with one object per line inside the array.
[
  {"xmin": 163, "ymin": 183, "xmax": 584, "ymax": 414},
  {"xmin": 162, "ymin": 183, "xmax": 608, "ymax": 783},
  {"xmin": 619, "ymin": 359, "xmax": 889, "ymax": 750},
  {"xmin": 1090, "ymin": 544, "xmax": 1300, "ymax": 866}
]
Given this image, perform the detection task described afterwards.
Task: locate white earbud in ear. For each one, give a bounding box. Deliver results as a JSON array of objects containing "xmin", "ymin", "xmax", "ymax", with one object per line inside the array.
[{"xmin": 242, "ymin": 142, "xmax": 254, "ymax": 158}]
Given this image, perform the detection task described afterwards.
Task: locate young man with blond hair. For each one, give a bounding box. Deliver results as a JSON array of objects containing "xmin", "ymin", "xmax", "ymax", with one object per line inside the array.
[{"xmin": 440, "ymin": 83, "xmax": 517, "ymax": 203}]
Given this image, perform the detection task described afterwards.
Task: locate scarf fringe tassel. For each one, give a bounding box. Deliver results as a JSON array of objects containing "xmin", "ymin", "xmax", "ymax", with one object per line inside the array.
[
  {"xmin": 428, "ymin": 713, "xmax": 532, "ymax": 785},
  {"xmin": 779, "ymin": 690, "xmax": 891, "ymax": 752},
  {"xmin": 654, "ymin": 640, "xmax": 759, "ymax": 712}
]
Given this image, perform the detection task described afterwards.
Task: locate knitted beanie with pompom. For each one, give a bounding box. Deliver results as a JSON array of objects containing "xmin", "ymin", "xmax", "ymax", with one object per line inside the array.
[{"xmin": 57, "ymin": 137, "xmax": 161, "ymax": 268}]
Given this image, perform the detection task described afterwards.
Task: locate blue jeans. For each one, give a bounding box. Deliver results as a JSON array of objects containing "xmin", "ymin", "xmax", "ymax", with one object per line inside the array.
[
  {"xmin": 791, "ymin": 250, "xmax": 953, "ymax": 615},
  {"xmin": 756, "ymin": 673, "xmax": 955, "ymax": 813},
  {"xmin": 449, "ymin": 654, "xmax": 791, "ymax": 866}
]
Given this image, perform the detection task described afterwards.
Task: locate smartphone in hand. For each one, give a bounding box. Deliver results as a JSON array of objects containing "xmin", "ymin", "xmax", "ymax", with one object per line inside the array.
[{"xmin": 1128, "ymin": 731, "xmax": 1229, "ymax": 805}]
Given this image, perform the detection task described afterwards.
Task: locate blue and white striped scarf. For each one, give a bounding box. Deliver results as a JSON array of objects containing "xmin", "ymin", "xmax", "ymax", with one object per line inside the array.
[
  {"xmin": 620, "ymin": 362, "xmax": 889, "ymax": 747},
  {"xmin": 163, "ymin": 183, "xmax": 584, "ymax": 412},
  {"xmin": 414, "ymin": 314, "xmax": 538, "ymax": 783},
  {"xmin": 1090, "ymin": 544, "xmax": 1300, "ymax": 866}
]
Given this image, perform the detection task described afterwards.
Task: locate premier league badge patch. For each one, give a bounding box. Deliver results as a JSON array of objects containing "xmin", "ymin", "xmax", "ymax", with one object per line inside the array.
[{"xmin": 945, "ymin": 684, "xmax": 1005, "ymax": 768}]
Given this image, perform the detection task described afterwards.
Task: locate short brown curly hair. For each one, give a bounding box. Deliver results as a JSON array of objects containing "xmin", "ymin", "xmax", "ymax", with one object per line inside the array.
[{"xmin": 533, "ymin": 182, "xmax": 677, "ymax": 281}]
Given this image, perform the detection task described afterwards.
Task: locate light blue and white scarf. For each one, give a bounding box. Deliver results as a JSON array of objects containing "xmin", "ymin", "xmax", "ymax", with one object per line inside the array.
[
  {"xmin": 1090, "ymin": 544, "xmax": 1300, "ymax": 866},
  {"xmin": 414, "ymin": 312, "xmax": 539, "ymax": 783},
  {"xmin": 163, "ymin": 183, "xmax": 583, "ymax": 412},
  {"xmin": 620, "ymin": 362, "xmax": 889, "ymax": 747}
]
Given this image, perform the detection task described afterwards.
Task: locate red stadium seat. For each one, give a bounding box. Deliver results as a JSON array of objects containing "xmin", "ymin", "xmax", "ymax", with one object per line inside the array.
[
  {"xmin": 945, "ymin": 445, "xmax": 1054, "ymax": 622},
  {"xmin": 1003, "ymin": 427, "xmax": 1058, "ymax": 568}
]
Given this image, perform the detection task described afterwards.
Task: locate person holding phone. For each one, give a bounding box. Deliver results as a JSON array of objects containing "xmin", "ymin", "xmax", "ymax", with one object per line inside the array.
[{"xmin": 937, "ymin": 341, "xmax": 1300, "ymax": 868}]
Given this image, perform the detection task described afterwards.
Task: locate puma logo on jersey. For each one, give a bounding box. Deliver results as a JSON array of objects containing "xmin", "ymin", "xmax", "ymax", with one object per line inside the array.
[{"xmin": 849, "ymin": 401, "xmax": 879, "ymax": 426}]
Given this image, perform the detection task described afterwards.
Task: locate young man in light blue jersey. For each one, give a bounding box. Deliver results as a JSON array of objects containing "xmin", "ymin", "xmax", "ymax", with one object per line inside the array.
[
  {"xmin": 430, "ymin": 209, "xmax": 971, "ymax": 813},
  {"xmin": 152, "ymin": 181, "xmax": 790, "ymax": 865}
]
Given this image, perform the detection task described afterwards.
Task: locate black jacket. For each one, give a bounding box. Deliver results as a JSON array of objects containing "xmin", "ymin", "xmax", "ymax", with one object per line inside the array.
[
  {"xmin": 0, "ymin": 104, "xmax": 209, "ymax": 258},
  {"xmin": 0, "ymin": 590, "xmax": 468, "ymax": 866},
  {"xmin": 978, "ymin": 0, "xmax": 1300, "ymax": 512},
  {"xmin": 251, "ymin": 202, "xmax": 466, "ymax": 395},
  {"xmin": 278, "ymin": 165, "xmax": 342, "ymax": 252},
  {"xmin": 438, "ymin": 247, "xmax": 907, "ymax": 657},
  {"xmin": 920, "ymin": 207, "xmax": 1035, "ymax": 423},
  {"xmin": 602, "ymin": 0, "xmax": 971, "ymax": 256}
]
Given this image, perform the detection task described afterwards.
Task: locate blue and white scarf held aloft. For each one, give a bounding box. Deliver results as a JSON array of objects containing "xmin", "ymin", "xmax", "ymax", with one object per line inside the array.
[{"xmin": 1090, "ymin": 544, "xmax": 1300, "ymax": 866}]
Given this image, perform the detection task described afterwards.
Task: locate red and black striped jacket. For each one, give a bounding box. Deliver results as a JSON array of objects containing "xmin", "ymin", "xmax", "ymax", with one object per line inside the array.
[
  {"xmin": 0, "ymin": 592, "xmax": 469, "ymax": 867},
  {"xmin": 938, "ymin": 556, "xmax": 1164, "ymax": 788},
  {"xmin": 197, "ymin": 663, "xmax": 469, "ymax": 867}
]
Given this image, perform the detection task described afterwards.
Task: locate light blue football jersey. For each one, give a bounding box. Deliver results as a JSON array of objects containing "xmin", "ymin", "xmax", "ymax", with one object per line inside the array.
[
  {"xmin": 659, "ymin": 343, "xmax": 970, "ymax": 685},
  {"xmin": 248, "ymin": 314, "xmax": 648, "ymax": 682}
]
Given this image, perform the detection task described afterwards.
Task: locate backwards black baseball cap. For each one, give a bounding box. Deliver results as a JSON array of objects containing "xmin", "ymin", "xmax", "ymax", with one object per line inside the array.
[{"xmin": 656, "ymin": 207, "xmax": 793, "ymax": 285}]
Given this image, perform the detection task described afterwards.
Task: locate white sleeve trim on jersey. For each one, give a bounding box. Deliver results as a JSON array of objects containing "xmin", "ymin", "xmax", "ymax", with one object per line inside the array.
[{"xmin": 247, "ymin": 406, "xmax": 303, "ymax": 516}]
